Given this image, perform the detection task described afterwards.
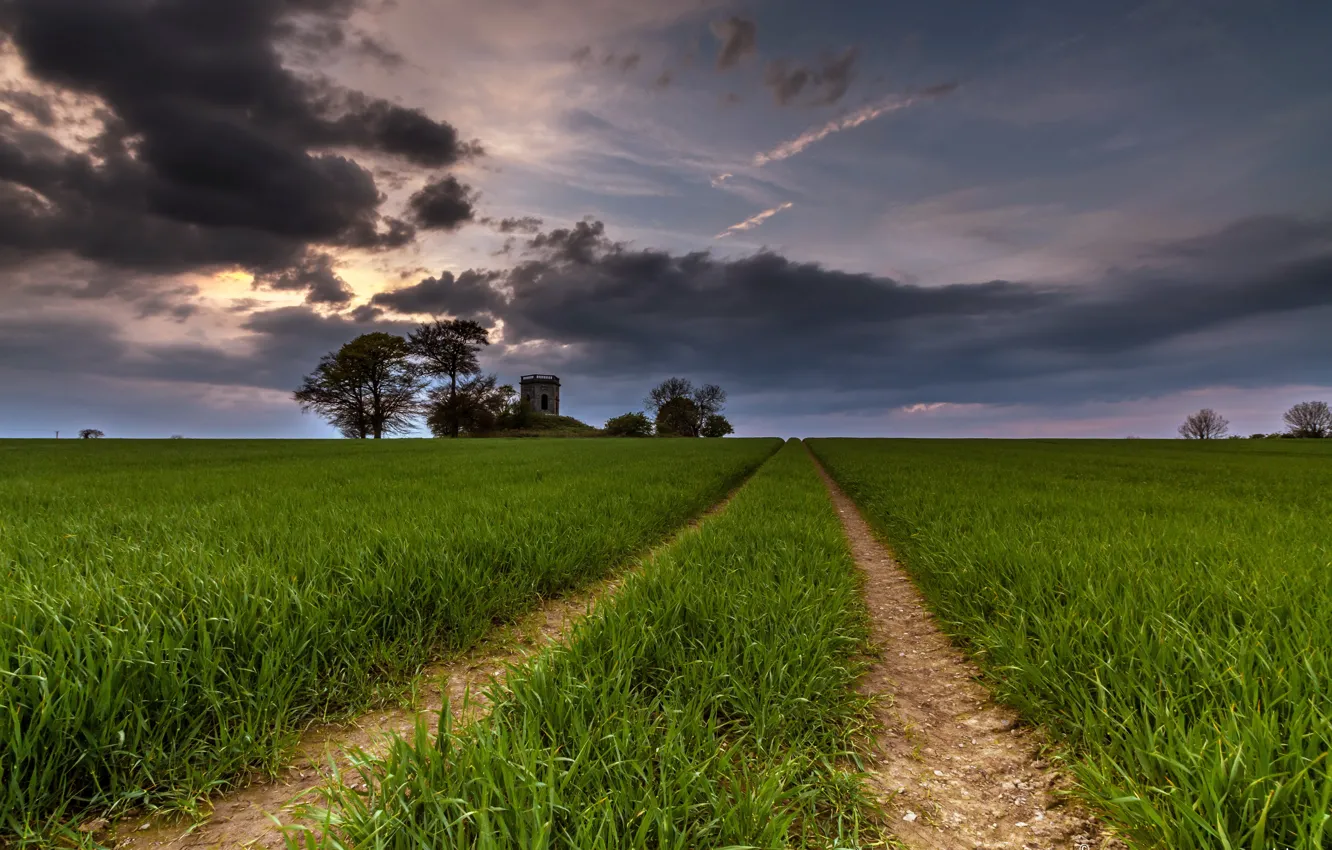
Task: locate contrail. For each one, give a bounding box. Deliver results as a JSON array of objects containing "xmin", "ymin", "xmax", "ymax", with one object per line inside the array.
[
  {"xmin": 752, "ymin": 82, "xmax": 958, "ymax": 167},
  {"xmin": 715, "ymin": 201, "xmax": 793, "ymax": 238}
]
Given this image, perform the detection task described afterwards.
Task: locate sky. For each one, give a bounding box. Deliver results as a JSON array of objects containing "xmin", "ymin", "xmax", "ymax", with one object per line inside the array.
[{"xmin": 1, "ymin": 0, "xmax": 1329, "ymax": 439}]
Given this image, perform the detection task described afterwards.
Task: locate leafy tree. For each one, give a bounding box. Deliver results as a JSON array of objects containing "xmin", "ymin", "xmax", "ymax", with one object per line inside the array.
[
  {"xmin": 294, "ymin": 333, "xmax": 424, "ymax": 439},
  {"xmin": 408, "ymin": 319, "xmax": 491, "ymax": 437},
  {"xmin": 1282, "ymin": 401, "xmax": 1331, "ymax": 438},
  {"xmin": 425, "ymin": 375, "xmax": 516, "ymax": 437},
  {"xmin": 655, "ymin": 396, "xmax": 700, "ymax": 437},
  {"xmin": 645, "ymin": 377, "xmax": 727, "ymax": 437},
  {"xmin": 701, "ymin": 414, "xmax": 734, "ymax": 438},
  {"xmin": 604, "ymin": 412, "xmax": 652, "ymax": 437},
  {"xmin": 78, "ymin": 429, "xmax": 104, "ymax": 439},
  {"xmin": 1178, "ymin": 408, "xmax": 1229, "ymax": 440}
]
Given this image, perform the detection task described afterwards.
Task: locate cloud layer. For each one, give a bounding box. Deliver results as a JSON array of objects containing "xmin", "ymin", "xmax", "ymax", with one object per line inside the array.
[
  {"xmin": 0, "ymin": 0, "xmax": 478, "ymax": 283},
  {"xmin": 356, "ymin": 215, "xmax": 1332, "ymax": 412}
]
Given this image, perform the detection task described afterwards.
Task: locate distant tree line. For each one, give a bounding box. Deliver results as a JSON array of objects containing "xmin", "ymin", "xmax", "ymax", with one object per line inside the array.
[
  {"xmin": 1179, "ymin": 401, "xmax": 1331, "ymax": 440},
  {"xmin": 293, "ymin": 323, "xmax": 736, "ymax": 439},
  {"xmin": 603, "ymin": 378, "xmax": 733, "ymax": 438}
]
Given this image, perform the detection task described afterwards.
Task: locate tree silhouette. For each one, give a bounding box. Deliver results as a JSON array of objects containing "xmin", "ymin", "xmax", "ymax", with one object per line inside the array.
[
  {"xmin": 1178, "ymin": 408, "xmax": 1229, "ymax": 440},
  {"xmin": 409, "ymin": 319, "xmax": 490, "ymax": 437},
  {"xmin": 701, "ymin": 414, "xmax": 734, "ymax": 437},
  {"xmin": 645, "ymin": 377, "xmax": 727, "ymax": 437},
  {"xmin": 1282, "ymin": 401, "xmax": 1331, "ymax": 438},
  {"xmin": 294, "ymin": 333, "xmax": 424, "ymax": 438}
]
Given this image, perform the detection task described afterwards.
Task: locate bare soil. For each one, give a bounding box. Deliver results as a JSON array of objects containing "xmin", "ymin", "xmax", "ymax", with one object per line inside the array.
[
  {"xmin": 112, "ymin": 481, "xmax": 748, "ymax": 850},
  {"xmin": 809, "ymin": 451, "xmax": 1126, "ymax": 850}
]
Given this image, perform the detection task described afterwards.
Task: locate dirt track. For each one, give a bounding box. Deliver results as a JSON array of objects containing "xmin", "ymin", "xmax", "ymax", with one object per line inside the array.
[
  {"xmin": 809, "ymin": 447, "xmax": 1125, "ymax": 850},
  {"xmin": 113, "ymin": 478, "xmax": 752, "ymax": 850}
]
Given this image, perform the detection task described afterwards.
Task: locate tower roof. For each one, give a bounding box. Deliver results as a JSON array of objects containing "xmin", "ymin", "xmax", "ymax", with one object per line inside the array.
[{"xmin": 519, "ymin": 374, "xmax": 560, "ymax": 384}]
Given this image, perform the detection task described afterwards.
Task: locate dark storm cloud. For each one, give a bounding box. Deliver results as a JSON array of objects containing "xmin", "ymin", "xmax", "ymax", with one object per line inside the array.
[
  {"xmin": 711, "ymin": 17, "xmax": 757, "ymax": 70},
  {"xmin": 6, "ymin": 214, "xmax": 1331, "ymax": 431},
  {"xmin": 524, "ymin": 218, "xmax": 611, "ymax": 264},
  {"xmin": 252, "ymin": 252, "xmax": 354, "ymax": 305},
  {"xmin": 367, "ymin": 268, "xmax": 504, "ymax": 316},
  {"xmin": 365, "ymin": 215, "xmax": 1332, "ymax": 409},
  {"xmin": 763, "ymin": 47, "xmax": 858, "ymax": 106},
  {"xmin": 406, "ymin": 175, "xmax": 476, "ymax": 231},
  {"xmin": 0, "ymin": 0, "xmax": 479, "ymax": 277}
]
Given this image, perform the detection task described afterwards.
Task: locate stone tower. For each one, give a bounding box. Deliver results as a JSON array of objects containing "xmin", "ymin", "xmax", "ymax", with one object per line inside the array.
[{"xmin": 519, "ymin": 374, "xmax": 561, "ymax": 415}]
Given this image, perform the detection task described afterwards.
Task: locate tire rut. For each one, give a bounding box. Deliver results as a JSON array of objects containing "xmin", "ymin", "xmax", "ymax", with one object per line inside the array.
[
  {"xmin": 112, "ymin": 471, "xmax": 760, "ymax": 850},
  {"xmin": 807, "ymin": 446, "xmax": 1126, "ymax": 850}
]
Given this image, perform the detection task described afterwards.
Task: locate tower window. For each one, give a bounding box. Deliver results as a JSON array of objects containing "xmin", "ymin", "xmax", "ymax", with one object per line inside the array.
[{"xmin": 541, "ymin": 393, "xmax": 549, "ymax": 411}]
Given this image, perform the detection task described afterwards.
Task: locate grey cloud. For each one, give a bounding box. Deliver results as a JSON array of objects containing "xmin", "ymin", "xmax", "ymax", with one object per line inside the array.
[
  {"xmin": 369, "ymin": 215, "xmax": 1332, "ymax": 410},
  {"xmin": 480, "ymin": 216, "xmax": 543, "ymax": 234},
  {"xmin": 592, "ymin": 50, "xmax": 641, "ymax": 73},
  {"xmin": 8, "ymin": 214, "xmax": 1331, "ymax": 434},
  {"xmin": 524, "ymin": 219, "xmax": 612, "ymax": 264},
  {"xmin": 711, "ymin": 17, "xmax": 757, "ymax": 70},
  {"xmin": 918, "ymin": 80, "xmax": 960, "ymax": 98},
  {"xmin": 406, "ymin": 175, "xmax": 477, "ymax": 231},
  {"xmin": 0, "ymin": 89, "xmax": 55, "ymax": 125},
  {"xmin": 13, "ymin": 261, "xmax": 202, "ymax": 319},
  {"xmin": 654, "ymin": 70, "xmax": 673, "ymax": 89},
  {"xmin": 252, "ymin": 252, "xmax": 354, "ymax": 305},
  {"xmin": 354, "ymin": 33, "xmax": 406, "ymax": 70},
  {"xmin": 0, "ymin": 302, "xmax": 410, "ymax": 402},
  {"xmin": 368, "ymin": 269, "xmax": 505, "ymax": 316},
  {"xmin": 0, "ymin": 0, "xmax": 479, "ymax": 278},
  {"xmin": 814, "ymin": 48, "xmax": 858, "ymax": 105},
  {"xmin": 764, "ymin": 47, "xmax": 858, "ymax": 106},
  {"xmin": 763, "ymin": 61, "xmax": 809, "ymax": 106}
]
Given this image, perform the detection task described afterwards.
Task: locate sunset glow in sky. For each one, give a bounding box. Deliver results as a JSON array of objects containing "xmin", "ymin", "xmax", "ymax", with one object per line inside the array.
[{"xmin": 2, "ymin": 0, "xmax": 1329, "ymax": 437}]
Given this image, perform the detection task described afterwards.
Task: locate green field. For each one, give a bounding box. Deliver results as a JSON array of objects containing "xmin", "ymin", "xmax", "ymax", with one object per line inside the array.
[
  {"xmin": 294, "ymin": 439, "xmax": 875, "ymax": 849},
  {"xmin": 809, "ymin": 438, "xmax": 1332, "ymax": 850},
  {"xmin": 5, "ymin": 436, "xmax": 1330, "ymax": 848},
  {"xmin": 0, "ymin": 438, "xmax": 779, "ymax": 837}
]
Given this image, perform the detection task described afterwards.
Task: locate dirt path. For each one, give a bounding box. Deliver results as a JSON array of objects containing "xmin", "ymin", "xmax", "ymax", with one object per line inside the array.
[
  {"xmin": 113, "ymin": 476, "xmax": 755, "ymax": 850},
  {"xmin": 808, "ymin": 449, "xmax": 1124, "ymax": 850}
]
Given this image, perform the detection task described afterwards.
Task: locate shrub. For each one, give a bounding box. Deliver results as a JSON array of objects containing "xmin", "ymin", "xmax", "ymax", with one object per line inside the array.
[{"xmin": 604, "ymin": 412, "xmax": 653, "ymax": 437}]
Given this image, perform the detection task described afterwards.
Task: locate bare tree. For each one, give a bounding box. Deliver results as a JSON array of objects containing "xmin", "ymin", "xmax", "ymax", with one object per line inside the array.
[
  {"xmin": 78, "ymin": 429, "xmax": 104, "ymax": 439},
  {"xmin": 294, "ymin": 333, "xmax": 425, "ymax": 439},
  {"xmin": 408, "ymin": 319, "xmax": 490, "ymax": 437},
  {"xmin": 1282, "ymin": 401, "xmax": 1332, "ymax": 439},
  {"xmin": 1178, "ymin": 408, "xmax": 1229, "ymax": 440}
]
